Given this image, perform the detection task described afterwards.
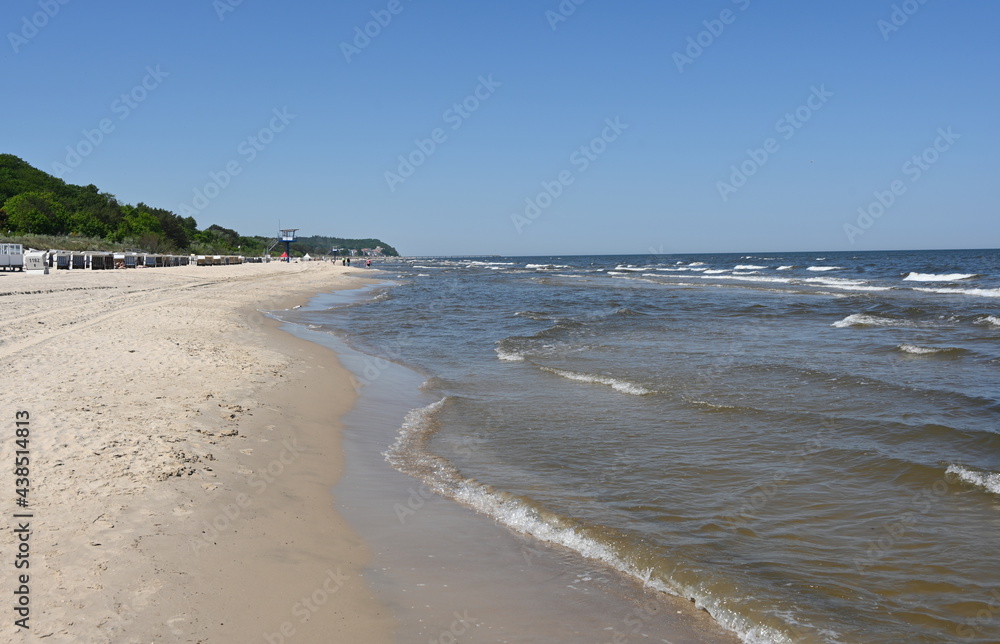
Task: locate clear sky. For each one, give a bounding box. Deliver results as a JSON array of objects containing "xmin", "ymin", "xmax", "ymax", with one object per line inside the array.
[{"xmin": 4, "ymin": 1, "xmax": 998, "ymax": 256}]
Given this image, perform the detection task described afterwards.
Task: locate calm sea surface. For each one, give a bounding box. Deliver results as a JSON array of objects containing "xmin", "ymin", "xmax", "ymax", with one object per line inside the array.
[{"xmin": 300, "ymin": 249, "xmax": 1000, "ymax": 643}]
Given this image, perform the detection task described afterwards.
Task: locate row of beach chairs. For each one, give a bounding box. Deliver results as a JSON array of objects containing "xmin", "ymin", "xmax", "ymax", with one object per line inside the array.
[{"xmin": 2, "ymin": 247, "xmax": 271, "ymax": 271}]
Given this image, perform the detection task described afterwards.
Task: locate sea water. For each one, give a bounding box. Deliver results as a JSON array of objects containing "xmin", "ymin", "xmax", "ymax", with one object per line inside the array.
[{"xmin": 295, "ymin": 249, "xmax": 1000, "ymax": 643}]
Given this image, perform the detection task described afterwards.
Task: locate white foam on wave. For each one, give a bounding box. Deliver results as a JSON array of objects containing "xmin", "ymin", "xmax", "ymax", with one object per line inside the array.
[
  {"xmin": 701, "ymin": 274, "xmax": 791, "ymax": 284},
  {"xmin": 903, "ymin": 272, "xmax": 977, "ymax": 282},
  {"xmin": 777, "ymin": 265, "xmax": 794, "ymax": 270},
  {"xmin": 897, "ymin": 344, "xmax": 949, "ymax": 355},
  {"xmin": 913, "ymin": 287, "xmax": 1000, "ymax": 298},
  {"xmin": 821, "ymin": 284, "xmax": 892, "ymax": 293},
  {"xmin": 540, "ymin": 366, "xmax": 654, "ymax": 395},
  {"xmin": 614, "ymin": 265, "xmax": 647, "ymax": 272},
  {"xmin": 495, "ymin": 347, "xmax": 525, "ymax": 362},
  {"xmin": 526, "ymin": 263, "xmax": 571, "ymax": 270},
  {"xmin": 656, "ymin": 267, "xmax": 708, "ymax": 272},
  {"xmin": 976, "ymin": 315, "xmax": 1000, "ymax": 327},
  {"xmin": 947, "ymin": 465, "xmax": 1000, "ymax": 496},
  {"xmin": 804, "ymin": 277, "xmax": 892, "ymax": 292},
  {"xmin": 734, "ymin": 264, "xmax": 767, "ymax": 270},
  {"xmin": 703, "ymin": 269, "xmax": 730, "ymax": 275},
  {"xmin": 807, "ymin": 266, "xmax": 843, "ymax": 272},
  {"xmin": 688, "ymin": 262, "xmax": 706, "ymax": 266},
  {"xmin": 832, "ymin": 314, "xmax": 903, "ymax": 328}
]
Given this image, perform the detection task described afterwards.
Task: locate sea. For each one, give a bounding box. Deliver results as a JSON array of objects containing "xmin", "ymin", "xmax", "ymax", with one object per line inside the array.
[{"xmin": 288, "ymin": 248, "xmax": 1000, "ymax": 643}]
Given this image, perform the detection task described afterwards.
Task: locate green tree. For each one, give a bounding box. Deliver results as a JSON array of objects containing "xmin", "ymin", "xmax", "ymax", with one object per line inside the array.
[
  {"xmin": 67, "ymin": 212, "xmax": 109, "ymax": 238},
  {"xmin": 3, "ymin": 191, "xmax": 68, "ymax": 234},
  {"xmin": 113, "ymin": 208, "xmax": 163, "ymax": 242}
]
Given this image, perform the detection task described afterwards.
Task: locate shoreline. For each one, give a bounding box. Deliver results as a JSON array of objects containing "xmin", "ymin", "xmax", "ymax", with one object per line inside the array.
[
  {"xmin": 283, "ymin": 284, "xmax": 742, "ymax": 644},
  {"xmin": 0, "ymin": 262, "xmax": 393, "ymax": 642}
]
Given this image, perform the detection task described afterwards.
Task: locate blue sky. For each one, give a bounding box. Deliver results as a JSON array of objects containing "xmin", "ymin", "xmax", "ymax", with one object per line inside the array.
[{"xmin": 4, "ymin": 1, "xmax": 997, "ymax": 255}]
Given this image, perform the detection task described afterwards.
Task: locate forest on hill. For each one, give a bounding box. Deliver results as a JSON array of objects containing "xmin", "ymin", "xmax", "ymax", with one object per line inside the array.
[{"xmin": 0, "ymin": 154, "xmax": 398, "ymax": 256}]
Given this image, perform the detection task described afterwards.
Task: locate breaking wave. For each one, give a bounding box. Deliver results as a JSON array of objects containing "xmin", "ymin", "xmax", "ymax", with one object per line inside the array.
[
  {"xmin": 832, "ymin": 314, "xmax": 904, "ymax": 328},
  {"xmin": 539, "ymin": 366, "xmax": 655, "ymax": 395},
  {"xmin": 947, "ymin": 465, "xmax": 1000, "ymax": 496},
  {"xmin": 903, "ymin": 272, "xmax": 977, "ymax": 282}
]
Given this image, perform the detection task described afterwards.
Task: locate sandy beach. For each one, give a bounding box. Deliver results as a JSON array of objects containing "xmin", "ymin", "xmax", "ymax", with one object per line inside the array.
[{"xmin": 0, "ymin": 261, "xmax": 393, "ymax": 642}]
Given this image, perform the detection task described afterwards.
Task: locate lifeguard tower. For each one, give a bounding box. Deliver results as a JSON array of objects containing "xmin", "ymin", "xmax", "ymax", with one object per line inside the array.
[{"xmin": 279, "ymin": 228, "xmax": 298, "ymax": 263}]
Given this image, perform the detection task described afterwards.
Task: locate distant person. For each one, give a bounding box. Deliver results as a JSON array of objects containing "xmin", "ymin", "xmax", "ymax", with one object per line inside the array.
[
  {"xmin": 366, "ymin": 259, "xmax": 371, "ymax": 268},
  {"xmin": 346, "ymin": 257, "xmax": 351, "ymax": 266}
]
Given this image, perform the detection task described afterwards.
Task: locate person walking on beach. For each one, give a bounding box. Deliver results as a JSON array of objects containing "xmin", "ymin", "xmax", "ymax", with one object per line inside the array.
[{"xmin": 366, "ymin": 259, "xmax": 371, "ymax": 268}]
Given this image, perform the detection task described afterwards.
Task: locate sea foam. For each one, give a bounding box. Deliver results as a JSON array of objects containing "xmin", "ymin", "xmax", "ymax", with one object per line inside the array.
[
  {"xmin": 495, "ymin": 347, "xmax": 525, "ymax": 362},
  {"xmin": 913, "ymin": 287, "xmax": 1000, "ymax": 298},
  {"xmin": 903, "ymin": 272, "xmax": 977, "ymax": 282},
  {"xmin": 947, "ymin": 465, "xmax": 1000, "ymax": 496},
  {"xmin": 832, "ymin": 314, "xmax": 902, "ymax": 328},
  {"xmin": 896, "ymin": 344, "xmax": 962, "ymax": 355},
  {"xmin": 804, "ymin": 277, "xmax": 891, "ymax": 292},
  {"xmin": 540, "ymin": 366, "xmax": 654, "ymax": 395}
]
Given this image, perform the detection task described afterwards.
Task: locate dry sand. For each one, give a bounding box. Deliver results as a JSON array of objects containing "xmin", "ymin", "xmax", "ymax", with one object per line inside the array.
[{"xmin": 0, "ymin": 261, "xmax": 394, "ymax": 642}]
